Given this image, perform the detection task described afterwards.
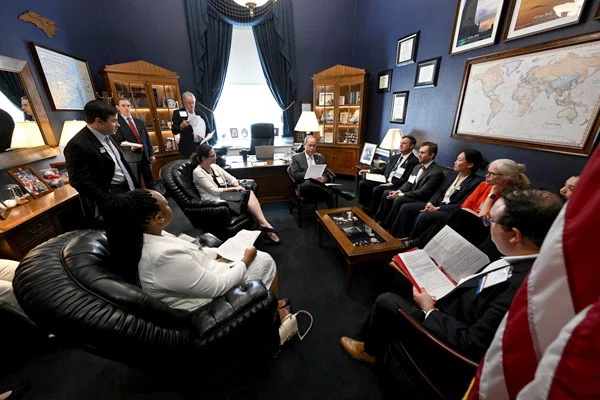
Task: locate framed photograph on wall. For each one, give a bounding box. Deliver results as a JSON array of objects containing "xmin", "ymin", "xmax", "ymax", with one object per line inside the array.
[
  {"xmin": 29, "ymin": 43, "xmax": 96, "ymax": 111},
  {"xmin": 300, "ymin": 101, "xmax": 313, "ymax": 112},
  {"xmin": 452, "ymin": 31, "xmax": 600, "ymax": 156},
  {"xmin": 50, "ymin": 161, "xmax": 70, "ymax": 184},
  {"xmin": 359, "ymin": 143, "xmax": 377, "ymax": 165},
  {"xmin": 8, "ymin": 165, "xmax": 52, "ymax": 199},
  {"xmin": 390, "ymin": 91, "xmax": 409, "ymax": 124},
  {"xmin": 414, "ymin": 57, "xmax": 442, "ymax": 88},
  {"xmin": 377, "ymin": 70, "xmax": 393, "ymax": 93},
  {"xmin": 503, "ymin": 0, "xmax": 588, "ymax": 42},
  {"xmin": 396, "ymin": 32, "xmax": 419, "ymax": 67},
  {"xmin": 449, "ymin": 0, "xmax": 505, "ymax": 55}
]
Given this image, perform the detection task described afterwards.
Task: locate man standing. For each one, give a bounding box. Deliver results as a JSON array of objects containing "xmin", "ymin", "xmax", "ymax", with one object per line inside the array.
[
  {"xmin": 65, "ymin": 100, "xmax": 139, "ymax": 225},
  {"xmin": 340, "ymin": 188, "xmax": 564, "ymax": 363},
  {"xmin": 114, "ymin": 97, "xmax": 155, "ymax": 187},
  {"xmin": 171, "ymin": 91, "xmax": 208, "ymax": 158},
  {"xmin": 289, "ymin": 135, "xmax": 354, "ymax": 208},
  {"xmin": 358, "ymin": 135, "xmax": 418, "ymax": 214}
]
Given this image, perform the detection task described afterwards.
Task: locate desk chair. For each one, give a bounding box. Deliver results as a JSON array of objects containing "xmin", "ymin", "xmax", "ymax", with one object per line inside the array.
[
  {"xmin": 286, "ymin": 166, "xmax": 338, "ymax": 228},
  {"xmin": 249, "ymin": 123, "xmax": 274, "ymax": 155}
]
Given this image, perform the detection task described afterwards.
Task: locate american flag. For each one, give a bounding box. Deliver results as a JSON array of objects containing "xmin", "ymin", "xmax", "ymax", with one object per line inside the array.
[{"xmin": 466, "ymin": 147, "xmax": 600, "ymax": 399}]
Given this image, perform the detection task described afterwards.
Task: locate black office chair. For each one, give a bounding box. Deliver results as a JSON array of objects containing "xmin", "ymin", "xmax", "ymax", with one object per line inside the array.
[{"xmin": 249, "ymin": 123, "xmax": 275, "ymax": 155}]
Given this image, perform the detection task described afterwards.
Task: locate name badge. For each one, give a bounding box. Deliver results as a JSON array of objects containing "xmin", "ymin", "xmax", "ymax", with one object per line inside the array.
[
  {"xmin": 393, "ymin": 167, "xmax": 405, "ymax": 179},
  {"xmin": 179, "ymin": 111, "xmax": 188, "ymax": 117},
  {"xmin": 216, "ymin": 176, "xmax": 226, "ymax": 186},
  {"xmin": 408, "ymin": 175, "xmax": 417, "ymax": 184},
  {"xmin": 477, "ymin": 266, "xmax": 512, "ymax": 293}
]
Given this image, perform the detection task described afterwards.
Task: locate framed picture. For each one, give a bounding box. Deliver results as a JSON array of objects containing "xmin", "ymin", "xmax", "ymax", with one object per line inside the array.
[
  {"xmin": 230, "ymin": 128, "xmax": 239, "ymax": 138},
  {"xmin": 29, "ymin": 43, "xmax": 96, "ymax": 111},
  {"xmin": 274, "ymin": 127, "xmax": 279, "ymax": 136},
  {"xmin": 318, "ymin": 92, "xmax": 334, "ymax": 106},
  {"xmin": 39, "ymin": 168, "xmax": 64, "ymax": 189},
  {"xmin": 396, "ymin": 32, "xmax": 419, "ymax": 67},
  {"xmin": 241, "ymin": 128, "xmax": 248, "ymax": 138},
  {"xmin": 300, "ymin": 101, "xmax": 313, "ymax": 112},
  {"xmin": 8, "ymin": 165, "xmax": 52, "ymax": 199},
  {"xmin": 449, "ymin": 0, "xmax": 505, "ymax": 55},
  {"xmin": 414, "ymin": 57, "xmax": 442, "ymax": 88},
  {"xmin": 503, "ymin": 0, "xmax": 588, "ymax": 42},
  {"xmin": 50, "ymin": 161, "xmax": 69, "ymax": 184},
  {"xmin": 0, "ymin": 199, "xmax": 10, "ymax": 220},
  {"xmin": 359, "ymin": 143, "xmax": 377, "ymax": 165},
  {"xmin": 390, "ymin": 91, "xmax": 409, "ymax": 124},
  {"xmin": 453, "ymin": 31, "xmax": 600, "ymax": 156},
  {"xmin": 339, "ymin": 112, "xmax": 349, "ymax": 124},
  {"xmin": 377, "ymin": 70, "xmax": 393, "ymax": 93}
]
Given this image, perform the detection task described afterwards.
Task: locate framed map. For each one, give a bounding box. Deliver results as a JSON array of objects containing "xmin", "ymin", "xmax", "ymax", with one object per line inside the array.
[
  {"xmin": 29, "ymin": 43, "xmax": 96, "ymax": 110},
  {"xmin": 452, "ymin": 31, "xmax": 600, "ymax": 156}
]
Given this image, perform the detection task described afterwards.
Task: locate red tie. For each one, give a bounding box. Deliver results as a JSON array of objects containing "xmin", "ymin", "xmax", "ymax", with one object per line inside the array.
[{"xmin": 127, "ymin": 117, "xmax": 143, "ymax": 149}]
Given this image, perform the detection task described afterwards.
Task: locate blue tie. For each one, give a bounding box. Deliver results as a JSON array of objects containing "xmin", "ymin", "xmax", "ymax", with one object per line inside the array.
[{"xmin": 105, "ymin": 136, "xmax": 135, "ymax": 190}]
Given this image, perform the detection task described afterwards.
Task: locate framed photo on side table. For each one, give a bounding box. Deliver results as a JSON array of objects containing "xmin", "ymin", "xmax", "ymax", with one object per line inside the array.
[
  {"xmin": 449, "ymin": 0, "xmax": 505, "ymax": 55},
  {"xmin": 396, "ymin": 32, "xmax": 419, "ymax": 67},
  {"xmin": 230, "ymin": 128, "xmax": 239, "ymax": 138},
  {"xmin": 8, "ymin": 165, "xmax": 52, "ymax": 199},
  {"xmin": 390, "ymin": 91, "xmax": 409, "ymax": 124},
  {"xmin": 415, "ymin": 57, "xmax": 442, "ymax": 88},
  {"xmin": 377, "ymin": 70, "xmax": 393, "ymax": 93},
  {"xmin": 0, "ymin": 200, "xmax": 10, "ymax": 220},
  {"xmin": 359, "ymin": 143, "xmax": 377, "ymax": 165},
  {"xmin": 50, "ymin": 161, "xmax": 69, "ymax": 184}
]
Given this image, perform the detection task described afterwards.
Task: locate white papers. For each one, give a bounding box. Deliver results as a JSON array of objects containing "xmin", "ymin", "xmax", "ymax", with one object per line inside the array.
[
  {"xmin": 423, "ymin": 225, "xmax": 490, "ymax": 283},
  {"xmin": 399, "ymin": 250, "xmax": 455, "ymax": 300},
  {"xmin": 200, "ymin": 130, "xmax": 214, "ymax": 144},
  {"xmin": 216, "ymin": 229, "xmax": 261, "ymax": 262},
  {"xmin": 365, "ymin": 173, "xmax": 386, "ymax": 183},
  {"xmin": 325, "ymin": 183, "xmax": 343, "ymax": 188},
  {"xmin": 398, "ymin": 37, "xmax": 415, "ymax": 63},
  {"xmin": 304, "ymin": 164, "xmax": 326, "ymax": 179},
  {"xmin": 188, "ymin": 114, "xmax": 206, "ymax": 141},
  {"xmin": 120, "ymin": 141, "xmax": 143, "ymax": 148}
]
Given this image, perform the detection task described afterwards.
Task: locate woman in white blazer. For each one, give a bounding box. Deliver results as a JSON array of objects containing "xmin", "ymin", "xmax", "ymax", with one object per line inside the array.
[{"xmin": 191, "ymin": 144, "xmax": 280, "ymax": 244}]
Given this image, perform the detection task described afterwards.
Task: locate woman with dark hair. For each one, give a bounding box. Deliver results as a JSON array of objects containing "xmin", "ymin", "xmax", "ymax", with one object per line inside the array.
[
  {"xmin": 191, "ymin": 144, "xmax": 280, "ymax": 244},
  {"xmin": 388, "ymin": 149, "xmax": 485, "ymax": 238},
  {"xmin": 103, "ymin": 189, "xmax": 282, "ymax": 312}
]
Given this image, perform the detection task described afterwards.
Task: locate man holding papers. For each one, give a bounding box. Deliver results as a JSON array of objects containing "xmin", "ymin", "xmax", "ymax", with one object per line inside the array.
[
  {"xmin": 171, "ymin": 91, "xmax": 209, "ymax": 158},
  {"xmin": 357, "ymin": 135, "xmax": 418, "ymax": 214},
  {"xmin": 340, "ymin": 188, "xmax": 563, "ymax": 363},
  {"xmin": 289, "ymin": 135, "xmax": 355, "ymax": 208}
]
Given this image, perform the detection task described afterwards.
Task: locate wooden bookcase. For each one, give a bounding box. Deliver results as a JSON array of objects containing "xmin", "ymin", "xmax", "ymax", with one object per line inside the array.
[
  {"xmin": 101, "ymin": 61, "xmax": 183, "ymax": 179},
  {"xmin": 312, "ymin": 65, "xmax": 368, "ymax": 175}
]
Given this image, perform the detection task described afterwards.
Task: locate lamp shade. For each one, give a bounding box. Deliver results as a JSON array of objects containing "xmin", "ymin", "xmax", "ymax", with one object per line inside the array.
[
  {"xmin": 294, "ymin": 111, "xmax": 320, "ymax": 133},
  {"xmin": 59, "ymin": 120, "xmax": 86, "ymax": 146},
  {"xmin": 379, "ymin": 128, "xmax": 403, "ymax": 150},
  {"xmin": 10, "ymin": 121, "xmax": 45, "ymax": 149}
]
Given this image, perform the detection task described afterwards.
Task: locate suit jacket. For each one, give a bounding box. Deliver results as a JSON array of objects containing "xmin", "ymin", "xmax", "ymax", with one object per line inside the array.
[
  {"xmin": 372, "ymin": 152, "xmax": 419, "ymax": 188},
  {"xmin": 289, "ymin": 151, "xmax": 330, "ymax": 184},
  {"xmin": 428, "ymin": 172, "xmax": 483, "ymax": 213},
  {"xmin": 65, "ymin": 126, "xmax": 140, "ymax": 213},
  {"xmin": 115, "ymin": 115, "xmax": 154, "ymax": 163},
  {"xmin": 171, "ymin": 105, "xmax": 209, "ymax": 158},
  {"xmin": 398, "ymin": 162, "xmax": 445, "ymax": 201},
  {"xmin": 422, "ymin": 257, "xmax": 535, "ymax": 360}
]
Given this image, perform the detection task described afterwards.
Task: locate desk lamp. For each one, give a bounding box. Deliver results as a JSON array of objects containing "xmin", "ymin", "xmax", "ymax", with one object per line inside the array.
[
  {"xmin": 59, "ymin": 120, "xmax": 87, "ymax": 146},
  {"xmin": 294, "ymin": 111, "xmax": 320, "ymax": 143},
  {"xmin": 379, "ymin": 128, "xmax": 403, "ymax": 158}
]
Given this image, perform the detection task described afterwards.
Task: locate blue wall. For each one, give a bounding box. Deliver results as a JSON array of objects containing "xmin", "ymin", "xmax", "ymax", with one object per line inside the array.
[{"xmin": 352, "ymin": 0, "xmax": 600, "ymax": 189}]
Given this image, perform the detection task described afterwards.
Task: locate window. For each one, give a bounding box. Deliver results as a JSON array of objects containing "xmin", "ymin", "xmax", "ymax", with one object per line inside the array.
[
  {"xmin": 214, "ymin": 25, "xmax": 282, "ymax": 146},
  {"xmin": 0, "ymin": 91, "xmax": 25, "ymax": 123}
]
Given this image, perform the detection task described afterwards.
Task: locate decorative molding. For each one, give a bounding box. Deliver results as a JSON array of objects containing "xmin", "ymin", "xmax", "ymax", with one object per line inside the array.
[
  {"xmin": 102, "ymin": 61, "xmax": 179, "ymax": 78},
  {"xmin": 313, "ymin": 65, "xmax": 367, "ymax": 78},
  {"xmin": 18, "ymin": 11, "xmax": 56, "ymax": 38}
]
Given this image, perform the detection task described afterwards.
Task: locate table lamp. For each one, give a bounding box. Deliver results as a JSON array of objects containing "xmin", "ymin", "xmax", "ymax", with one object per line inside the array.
[
  {"xmin": 59, "ymin": 120, "xmax": 87, "ymax": 146},
  {"xmin": 294, "ymin": 111, "xmax": 320, "ymax": 142},
  {"xmin": 10, "ymin": 121, "xmax": 45, "ymax": 149},
  {"xmin": 379, "ymin": 128, "xmax": 403, "ymax": 157}
]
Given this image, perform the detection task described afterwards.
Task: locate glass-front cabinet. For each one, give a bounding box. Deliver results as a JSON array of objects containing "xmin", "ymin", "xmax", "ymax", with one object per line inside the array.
[
  {"xmin": 102, "ymin": 61, "xmax": 184, "ymax": 179},
  {"xmin": 313, "ymin": 65, "xmax": 368, "ymax": 175}
]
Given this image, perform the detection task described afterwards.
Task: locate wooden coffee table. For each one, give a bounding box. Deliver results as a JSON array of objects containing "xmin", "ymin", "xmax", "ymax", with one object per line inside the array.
[{"xmin": 316, "ymin": 206, "xmax": 404, "ymax": 294}]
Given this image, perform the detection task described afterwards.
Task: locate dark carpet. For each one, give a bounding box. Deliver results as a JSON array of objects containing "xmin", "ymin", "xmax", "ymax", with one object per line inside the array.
[{"xmin": 0, "ymin": 178, "xmax": 405, "ymax": 399}]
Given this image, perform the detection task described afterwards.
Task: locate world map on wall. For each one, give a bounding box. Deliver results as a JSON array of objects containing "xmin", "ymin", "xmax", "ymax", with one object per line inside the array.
[{"xmin": 456, "ymin": 40, "xmax": 600, "ymax": 150}]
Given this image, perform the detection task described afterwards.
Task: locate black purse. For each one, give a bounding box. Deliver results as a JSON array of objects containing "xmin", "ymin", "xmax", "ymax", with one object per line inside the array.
[{"xmin": 220, "ymin": 191, "xmax": 246, "ymax": 214}]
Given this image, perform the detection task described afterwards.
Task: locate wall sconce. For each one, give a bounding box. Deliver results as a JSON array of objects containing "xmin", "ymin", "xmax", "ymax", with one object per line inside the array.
[
  {"xmin": 59, "ymin": 120, "xmax": 86, "ymax": 146},
  {"xmin": 10, "ymin": 121, "xmax": 45, "ymax": 149}
]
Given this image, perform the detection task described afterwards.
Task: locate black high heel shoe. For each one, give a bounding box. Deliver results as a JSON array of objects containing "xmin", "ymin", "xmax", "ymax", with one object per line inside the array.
[
  {"xmin": 259, "ymin": 226, "xmax": 278, "ymax": 233},
  {"xmin": 263, "ymin": 232, "xmax": 282, "ymax": 245},
  {"xmin": 4, "ymin": 381, "xmax": 31, "ymax": 400}
]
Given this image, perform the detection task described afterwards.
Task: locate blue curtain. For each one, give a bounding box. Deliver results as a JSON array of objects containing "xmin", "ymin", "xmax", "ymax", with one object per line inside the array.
[
  {"xmin": 184, "ymin": 1, "xmax": 233, "ymax": 145},
  {"xmin": 252, "ymin": 1, "xmax": 297, "ymax": 137}
]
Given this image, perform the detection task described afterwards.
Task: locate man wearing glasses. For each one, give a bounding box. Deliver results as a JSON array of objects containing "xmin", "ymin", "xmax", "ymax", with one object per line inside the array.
[{"xmin": 340, "ymin": 188, "xmax": 563, "ymax": 365}]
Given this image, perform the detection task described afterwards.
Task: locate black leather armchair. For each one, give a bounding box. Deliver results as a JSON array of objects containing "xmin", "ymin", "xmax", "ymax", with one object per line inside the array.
[
  {"xmin": 13, "ymin": 230, "xmax": 280, "ymax": 370},
  {"xmin": 160, "ymin": 159, "xmax": 256, "ymax": 240},
  {"xmin": 287, "ymin": 165, "xmax": 337, "ymax": 228},
  {"xmin": 249, "ymin": 123, "xmax": 274, "ymax": 155}
]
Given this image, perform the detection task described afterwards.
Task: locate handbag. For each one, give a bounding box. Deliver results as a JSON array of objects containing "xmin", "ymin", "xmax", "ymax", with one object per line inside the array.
[
  {"xmin": 279, "ymin": 310, "xmax": 313, "ymax": 346},
  {"xmin": 220, "ymin": 191, "xmax": 246, "ymax": 214}
]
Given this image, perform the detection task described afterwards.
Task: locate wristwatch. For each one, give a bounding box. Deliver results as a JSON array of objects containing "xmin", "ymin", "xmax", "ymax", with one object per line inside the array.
[{"xmin": 489, "ymin": 193, "xmax": 497, "ymax": 199}]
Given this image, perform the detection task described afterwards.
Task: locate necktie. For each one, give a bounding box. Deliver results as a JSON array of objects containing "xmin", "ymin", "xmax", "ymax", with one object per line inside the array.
[
  {"xmin": 416, "ymin": 164, "xmax": 425, "ymax": 183},
  {"xmin": 308, "ymin": 156, "xmax": 315, "ymax": 166},
  {"xmin": 127, "ymin": 117, "xmax": 144, "ymax": 149},
  {"xmin": 105, "ymin": 136, "xmax": 135, "ymax": 190}
]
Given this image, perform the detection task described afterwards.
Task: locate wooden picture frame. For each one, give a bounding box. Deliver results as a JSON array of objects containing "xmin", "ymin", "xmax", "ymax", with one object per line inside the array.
[
  {"xmin": 449, "ymin": 0, "xmax": 505, "ymax": 55},
  {"xmin": 0, "ymin": 199, "xmax": 11, "ymax": 220},
  {"xmin": 390, "ymin": 91, "xmax": 409, "ymax": 124},
  {"xmin": 414, "ymin": 57, "xmax": 442, "ymax": 88},
  {"xmin": 396, "ymin": 32, "xmax": 419, "ymax": 67},
  {"xmin": 503, "ymin": 0, "xmax": 588, "ymax": 42},
  {"xmin": 377, "ymin": 69, "xmax": 393, "ymax": 93},
  {"xmin": 8, "ymin": 165, "xmax": 52, "ymax": 198},
  {"xmin": 29, "ymin": 43, "xmax": 96, "ymax": 111},
  {"xmin": 452, "ymin": 31, "xmax": 600, "ymax": 156},
  {"xmin": 50, "ymin": 161, "xmax": 69, "ymax": 184},
  {"xmin": 359, "ymin": 143, "xmax": 377, "ymax": 165}
]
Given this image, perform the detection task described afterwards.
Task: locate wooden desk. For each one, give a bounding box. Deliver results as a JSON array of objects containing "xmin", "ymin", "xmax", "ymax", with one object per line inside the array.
[
  {"xmin": 226, "ymin": 156, "xmax": 292, "ymax": 203},
  {"xmin": 0, "ymin": 185, "xmax": 85, "ymax": 260}
]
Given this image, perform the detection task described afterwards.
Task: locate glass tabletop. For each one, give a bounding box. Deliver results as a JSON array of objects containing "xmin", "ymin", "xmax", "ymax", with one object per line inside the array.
[{"xmin": 328, "ymin": 209, "xmax": 385, "ymax": 247}]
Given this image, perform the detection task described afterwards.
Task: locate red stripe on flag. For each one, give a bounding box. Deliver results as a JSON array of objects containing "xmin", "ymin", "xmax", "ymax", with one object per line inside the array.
[{"xmin": 466, "ymin": 361, "xmax": 483, "ymax": 400}]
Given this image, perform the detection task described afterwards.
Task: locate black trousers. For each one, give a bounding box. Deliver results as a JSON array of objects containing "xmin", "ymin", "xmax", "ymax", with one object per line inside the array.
[
  {"xmin": 299, "ymin": 180, "xmax": 334, "ymax": 208},
  {"xmin": 389, "ymin": 202, "xmax": 427, "ymax": 238},
  {"xmin": 381, "ymin": 195, "xmax": 420, "ymax": 230},
  {"xmin": 409, "ymin": 209, "xmax": 452, "ymax": 239},
  {"xmin": 138, "ymin": 159, "xmax": 154, "ymax": 187}
]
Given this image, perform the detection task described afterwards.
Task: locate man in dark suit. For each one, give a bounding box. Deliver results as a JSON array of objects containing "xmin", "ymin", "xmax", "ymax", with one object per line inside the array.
[
  {"xmin": 171, "ymin": 91, "xmax": 208, "ymax": 158},
  {"xmin": 375, "ymin": 142, "xmax": 445, "ymax": 225},
  {"xmin": 358, "ymin": 135, "xmax": 418, "ymax": 213},
  {"xmin": 114, "ymin": 97, "xmax": 155, "ymax": 187},
  {"xmin": 65, "ymin": 100, "xmax": 139, "ymax": 225},
  {"xmin": 289, "ymin": 135, "xmax": 354, "ymax": 208},
  {"xmin": 340, "ymin": 188, "xmax": 564, "ymax": 363}
]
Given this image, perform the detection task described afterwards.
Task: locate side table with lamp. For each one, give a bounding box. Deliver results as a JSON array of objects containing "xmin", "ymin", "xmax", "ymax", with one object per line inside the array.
[{"xmin": 354, "ymin": 128, "xmax": 403, "ymax": 191}]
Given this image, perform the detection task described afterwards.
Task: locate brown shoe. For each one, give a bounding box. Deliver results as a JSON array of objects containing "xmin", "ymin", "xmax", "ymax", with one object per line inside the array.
[{"xmin": 340, "ymin": 336, "xmax": 376, "ymax": 364}]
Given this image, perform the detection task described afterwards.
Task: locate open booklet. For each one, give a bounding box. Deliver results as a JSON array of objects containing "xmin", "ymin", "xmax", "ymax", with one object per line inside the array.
[
  {"xmin": 390, "ymin": 226, "xmax": 490, "ymax": 300},
  {"xmin": 365, "ymin": 173, "xmax": 386, "ymax": 183},
  {"xmin": 178, "ymin": 229, "xmax": 261, "ymax": 262},
  {"xmin": 120, "ymin": 141, "xmax": 143, "ymax": 148}
]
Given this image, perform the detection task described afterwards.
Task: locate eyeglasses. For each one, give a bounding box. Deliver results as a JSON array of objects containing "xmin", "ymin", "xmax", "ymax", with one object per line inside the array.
[
  {"xmin": 208, "ymin": 154, "xmax": 217, "ymax": 158},
  {"xmin": 480, "ymin": 214, "xmax": 503, "ymax": 227},
  {"xmin": 485, "ymin": 171, "xmax": 503, "ymax": 177}
]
